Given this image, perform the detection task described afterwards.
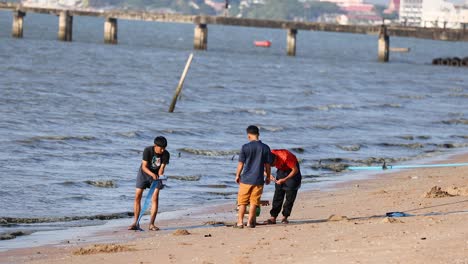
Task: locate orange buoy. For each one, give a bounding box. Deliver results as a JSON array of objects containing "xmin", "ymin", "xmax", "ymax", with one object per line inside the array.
[{"xmin": 254, "ymin": 40, "xmax": 271, "ymax": 48}]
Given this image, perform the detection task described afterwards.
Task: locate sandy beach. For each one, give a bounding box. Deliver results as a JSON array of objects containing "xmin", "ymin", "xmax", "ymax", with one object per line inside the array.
[{"xmin": 2, "ymin": 152, "xmax": 468, "ymax": 264}]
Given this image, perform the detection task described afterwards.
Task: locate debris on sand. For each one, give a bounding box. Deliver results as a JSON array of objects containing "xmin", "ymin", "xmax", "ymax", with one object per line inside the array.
[
  {"xmin": 327, "ymin": 215, "xmax": 348, "ymax": 222},
  {"xmin": 424, "ymin": 186, "xmax": 455, "ymax": 198},
  {"xmin": 173, "ymin": 229, "xmax": 191, "ymax": 236},
  {"xmin": 445, "ymin": 186, "xmax": 468, "ymax": 196},
  {"xmin": 372, "ymin": 190, "xmax": 389, "ymax": 195},
  {"xmin": 73, "ymin": 244, "xmax": 135, "ymax": 255},
  {"xmin": 382, "ymin": 217, "xmax": 404, "ymax": 224}
]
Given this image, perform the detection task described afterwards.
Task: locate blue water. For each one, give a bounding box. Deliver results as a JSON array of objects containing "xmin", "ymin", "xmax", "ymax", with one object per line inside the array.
[{"xmin": 0, "ymin": 11, "xmax": 467, "ymax": 246}]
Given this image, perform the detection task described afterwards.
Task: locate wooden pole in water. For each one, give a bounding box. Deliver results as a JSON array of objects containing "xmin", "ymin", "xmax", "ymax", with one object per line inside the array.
[{"xmin": 168, "ymin": 53, "xmax": 194, "ymax": 113}]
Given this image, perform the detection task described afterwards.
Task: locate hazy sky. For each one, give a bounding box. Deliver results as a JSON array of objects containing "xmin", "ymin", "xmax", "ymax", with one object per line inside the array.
[{"xmin": 365, "ymin": 0, "xmax": 465, "ymax": 5}]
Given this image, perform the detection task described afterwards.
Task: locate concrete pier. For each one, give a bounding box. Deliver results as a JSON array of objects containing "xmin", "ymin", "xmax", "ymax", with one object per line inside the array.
[
  {"xmin": 287, "ymin": 28, "xmax": 297, "ymax": 56},
  {"xmin": 104, "ymin": 17, "xmax": 117, "ymax": 44},
  {"xmin": 12, "ymin": 10, "xmax": 25, "ymax": 38},
  {"xmin": 378, "ymin": 25, "xmax": 389, "ymax": 62},
  {"xmin": 194, "ymin": 24, "xmax": 207, "ymax": 50},
  {"xmin": 58, "ymin": 11, "xmax": 73, "ymax": 41}
]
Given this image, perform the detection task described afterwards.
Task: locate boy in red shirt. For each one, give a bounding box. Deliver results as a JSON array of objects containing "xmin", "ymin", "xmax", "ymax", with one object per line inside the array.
[{"xmin": 265, "ymin": 149, "xmax": 302, "ymax": 224}]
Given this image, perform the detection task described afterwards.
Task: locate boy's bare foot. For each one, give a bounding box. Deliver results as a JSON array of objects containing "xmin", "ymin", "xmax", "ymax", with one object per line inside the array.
[
  {"xmin": 149, "ymin": 225, "xmax": 160, "ymax": 231},
  {"xmin": 128, "ymin": 224, "xmax": 139, "ymax": 230},
  {"xmin": 233, "ymin": 223, "xmax": 244, "ymax": 229},
  {"xmin": 263, "ymin": 217, "xmax": 276, "ymax": 225}
]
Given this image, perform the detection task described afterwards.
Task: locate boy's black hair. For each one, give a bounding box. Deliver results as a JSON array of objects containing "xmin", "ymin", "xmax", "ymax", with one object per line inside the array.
[
  {"xmin": 246, "ymin": 125, "xmax": 259, "ymax": 136},
  {"xmin": 154, "ymin": 136, "xmax": 167, "ymax": 148}
]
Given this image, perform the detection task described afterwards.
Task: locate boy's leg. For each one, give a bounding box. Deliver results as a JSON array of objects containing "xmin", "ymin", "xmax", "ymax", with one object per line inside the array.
[
  {"xmin": 247, "ymin": 203, "xmax": 257, "ymax": 226},
  {"xmin": 237, "ymin": 183, "xmax": 252, "ymax": 226},
  {"xmin": 282, "ymin": 189, "xmax": 298, "ymax": 219},
  {"xmin": 247, "ymin": 185, "xmax": 264, "ymax": 226},
  {"xmin": 237, "ymin": 205, "xmax": 247, "ymax": 226},
  {"xmin": 270, "ymin": 184, "xmax": 285, "ymax": 220},
  {"xmin": 130, "ymin": 188, "xmax": 144, "ymax": 228},
  {"xmin": 149, "ymin": 188, "xmax": 160, "ymax": 228}
]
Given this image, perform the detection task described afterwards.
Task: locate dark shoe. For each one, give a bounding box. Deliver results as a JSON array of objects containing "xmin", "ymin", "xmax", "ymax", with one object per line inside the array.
[{"xmin": 281, "ymin": 218, "xmax": 289, "ymax": 224}]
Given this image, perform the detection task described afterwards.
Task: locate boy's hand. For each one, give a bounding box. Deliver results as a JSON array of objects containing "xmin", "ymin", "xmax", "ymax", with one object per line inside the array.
[
  {"xmin": 235, "ymin": 175, "xmax": 240, "ymax": 184},
  {"xmin": 276, "ymin": 179, "xmax": 286, "ymax": 185},
  {"xmin": 270, "ymin": 176, "xmax": 277, "ymax": 183},
  {"xmin": 152, "ymin": 174, "xmax": 158, "ymax": 180}
]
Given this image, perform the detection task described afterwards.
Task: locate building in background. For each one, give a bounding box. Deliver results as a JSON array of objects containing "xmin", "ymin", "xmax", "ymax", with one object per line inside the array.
[
  {"xmin": 319, "ymin": 0, "xmax": 382, "ymax": 25},
  {"xmin": 22, "ymin": 0, "xmax": 87, "ymax": 7},
  {"xmin": 399, "ymin": 0, "xmax": 422, "ymax": 26},
  {"xmin": 400, "ymin": 0, "xmax": 468, "ymax": 28},
  {"xmin": 318, "ymin": 0, "xmax": 363, "ymax": 6}
]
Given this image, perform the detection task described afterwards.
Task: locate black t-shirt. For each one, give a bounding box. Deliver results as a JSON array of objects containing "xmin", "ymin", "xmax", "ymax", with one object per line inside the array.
[{"xmin": 141, "ymin": 146, "xmax": 170, "ymax": 175}]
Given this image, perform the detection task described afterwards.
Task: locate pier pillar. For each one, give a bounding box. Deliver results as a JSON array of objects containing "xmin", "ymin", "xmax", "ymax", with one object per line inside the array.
[
  {"xmin": 287, "ymin": 28, "xmax": 297, "ymax": 56},
  {"xmin": 104, "ymin": 17, "xmax": 118, "ymax": 44},
  {"xmin": 58, "ymin": 11, "xmax": 73, "ymax": 42},
  {"xmin": 12, "ymin": 10, "xmax": 26, "ymax": 38},
  {"xmin": 194, "ymin": 24, "xmax": 207, "ymax": 50},
  {"xmin": 378, "ymin": 25, "xmax": 389, "ymax": 62}
]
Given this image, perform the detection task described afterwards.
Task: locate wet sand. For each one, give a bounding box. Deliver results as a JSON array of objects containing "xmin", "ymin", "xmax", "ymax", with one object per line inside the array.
[{"xmin": 1, "ymin": 153, "xmax": 468, "ymax": 264}]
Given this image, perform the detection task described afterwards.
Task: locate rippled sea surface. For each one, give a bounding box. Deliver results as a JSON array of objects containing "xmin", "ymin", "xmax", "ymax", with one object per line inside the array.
[{"xmin": 0, "ymin": 11, "xmax": 467, "ymax": 243}]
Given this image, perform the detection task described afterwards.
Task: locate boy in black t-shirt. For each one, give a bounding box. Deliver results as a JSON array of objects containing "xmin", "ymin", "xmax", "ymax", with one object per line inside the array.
[{"xmin": 128, "ymin": 136, "xmax": 170, "ymax": 231}]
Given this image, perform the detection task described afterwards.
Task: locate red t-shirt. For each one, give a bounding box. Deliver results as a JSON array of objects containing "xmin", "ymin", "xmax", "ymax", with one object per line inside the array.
[{"xmin": 271, "ymin": 149, "xmax": 297, "ymax": 171}]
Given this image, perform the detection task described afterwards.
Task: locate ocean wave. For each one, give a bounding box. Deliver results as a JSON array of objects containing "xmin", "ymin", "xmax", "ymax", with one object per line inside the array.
[
  {"xmin": 259, "ymin": 126, "xmax": 284, "ymax": 132},
  {"xmin": 289, "ymin": 104, "xmax": 356, "ymax": 112},
  {"xmin": 379, "ymin": 143, "xmax": 425, "ymax": 149},
  {"xmin": 197, "ymin": 184, "xmax": 229, "ymax": 189},
  {"xmin": 336, "ymin": 144, "xmax": 361, "ymax": 151},
  {"xmin": 313, "ymin": 125, "xmax": 338, "ymax": 130},
  {"xmin": 0, "ymin": 212, "xmax": 134, "ymax": 225},
  {"xmin": 18, "ymin": 135, "xmax": 97, "ymax": 144},
  {"xmin": 115, "ymin": 131, "xmax": 144, "ymax": 138},
  {"xmin": 66, "ymin": 195, "xmax": 92, "ymax": 201},
  {"xmin": 178, "ymin": 148, "xmax": 239, "ymax": 156},
  {"xmin": 58, "ymin": 181, "xmax": 79, "ymax": 186},
  {"xmin": 168, "ymin": 175, "xmax": 202, "ymax": 181},
  {"xmin": 451, "ymin": 135, "xmax": 468, "ymax": 139},
  {"xmin": 84, "ymin": 180, "xmax": 117, "ymax": 188},
  {"xmin": 396, "ymin": 135, "xmax": 432, "ymax": 140},
  {"xmin": 441, "ymin": 119, "xmax": 468, "ymax": 125},
  {"xmin": 449, "ymin": 93, "xmax": 468, "ymax": 98},
  {"xmin": 206, "ymin": 191, "xmax": 238, "ymax": 197},
  {"xmin": 398, "ymin": 95, "xmax": 427, "ymax": 100},
  {"xmin": 0, "ymin": 231, "xmax": 32, "ymax": 241}
]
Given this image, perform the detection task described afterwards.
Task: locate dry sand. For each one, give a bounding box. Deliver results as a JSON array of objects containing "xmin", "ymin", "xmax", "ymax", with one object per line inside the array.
[{"xmin": 1, "ymin": 153, "xmax": 468, "ymax": 264}]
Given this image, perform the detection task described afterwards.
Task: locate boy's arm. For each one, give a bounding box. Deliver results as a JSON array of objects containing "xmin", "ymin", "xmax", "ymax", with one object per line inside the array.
[
  {"xmin": 235, "ymin": 162, "xmax": 244, "ymax": 184},
  {"xmin": 264, "ymin": 163, "xmax": 271, "ymax": 185},
  {"xmin": 158, "ymin": 163, "xmax": 167, "ymax": 177},
  {"xmin": 141, "ymin": 160, "xmax": 158, "ymax": 180},
  {"xmin": 276, "ymin": 165, "xmax": 298, "ymax": 185}
]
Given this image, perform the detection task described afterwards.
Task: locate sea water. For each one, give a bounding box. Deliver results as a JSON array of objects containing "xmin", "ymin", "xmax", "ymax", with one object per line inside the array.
[{"xmin": 0, "ymin": 12, "xmax": 467, "ymax": 248}]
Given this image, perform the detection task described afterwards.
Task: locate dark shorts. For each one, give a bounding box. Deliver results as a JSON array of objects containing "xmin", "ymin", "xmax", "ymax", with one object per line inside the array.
[{"xmin": 136, "ymin": 168, "xmax": 164, "ymax": 190}]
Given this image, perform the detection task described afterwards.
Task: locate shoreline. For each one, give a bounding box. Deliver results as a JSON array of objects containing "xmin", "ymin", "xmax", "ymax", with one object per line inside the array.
[{"xmin": 1, "ymin": 149, "xmax": 468, "ymax": 263}]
